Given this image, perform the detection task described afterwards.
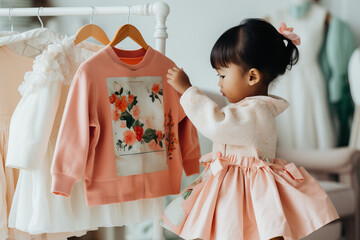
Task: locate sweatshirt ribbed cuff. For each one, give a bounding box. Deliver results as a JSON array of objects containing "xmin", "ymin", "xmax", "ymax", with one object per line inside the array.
[{"xmin": 51, "ymin": 173, "xmax": 78, "ymax": 197}]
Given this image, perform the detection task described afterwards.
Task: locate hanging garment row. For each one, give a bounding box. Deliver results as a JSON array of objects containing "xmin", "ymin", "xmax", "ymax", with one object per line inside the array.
[
  {"xmin": 0, "ymin": 4, "xmax": 201, "ymax": 240},
  {"xmin": 268, "ymin": 2, "xmax": 356, "ymax": 150}
]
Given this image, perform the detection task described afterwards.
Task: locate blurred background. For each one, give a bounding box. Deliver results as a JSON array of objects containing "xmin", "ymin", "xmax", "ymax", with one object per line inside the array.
[
  {"xmin": 0, "ymin": 0, "xmax": 359, "ymax": 239},
  {"xmin": 1, "ymin": 0, "xmax": 359, "ymax": 93}
]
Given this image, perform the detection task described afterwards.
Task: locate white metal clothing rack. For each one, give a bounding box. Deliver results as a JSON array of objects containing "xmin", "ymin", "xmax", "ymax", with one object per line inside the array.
[
  {"xmin": 0, "ymin": 2, "xmax": 169, "ymax": 240},
  {"xmin": 0, "ymin": 2, "xmax": 170, "ymax": 54}
]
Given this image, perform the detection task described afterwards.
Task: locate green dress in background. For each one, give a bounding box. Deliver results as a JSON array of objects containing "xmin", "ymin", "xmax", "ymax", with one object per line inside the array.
[{"xmin": 319, "ymin": 16, "xmax": 356, "ymax": 147}]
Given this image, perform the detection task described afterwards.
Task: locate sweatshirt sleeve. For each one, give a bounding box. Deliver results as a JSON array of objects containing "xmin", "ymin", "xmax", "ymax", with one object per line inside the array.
[
  {"xmin": 51, "ymin": 65, "xmax": 91, "ymax": 197},
  {"xmin": 178, "ymin": 116, "xmax": 201, "ymax": 176},
  {"xmin": 180, "ymin": 86, "xmax": 258, "ymax": 145},
  {"xmin": 6, "ymin": 82, "xmax": 62, "ymax": 171}
]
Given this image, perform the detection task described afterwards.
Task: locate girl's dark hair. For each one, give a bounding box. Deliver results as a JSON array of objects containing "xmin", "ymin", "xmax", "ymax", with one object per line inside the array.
[{"xmin": 210, "ymin": 18, "xmax": 299, "ymax": 83}]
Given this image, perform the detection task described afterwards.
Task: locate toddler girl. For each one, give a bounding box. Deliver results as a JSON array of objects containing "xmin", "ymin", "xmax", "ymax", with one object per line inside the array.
[{"xmin": 160, "ymin": 18, "xmax": 339, "ymax": 240}]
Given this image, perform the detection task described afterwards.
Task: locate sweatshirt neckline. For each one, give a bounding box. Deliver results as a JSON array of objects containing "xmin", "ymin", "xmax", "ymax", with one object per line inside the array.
[{"xmin": 106, "ymin": 45, "xmax": 155, "ymax": 71}]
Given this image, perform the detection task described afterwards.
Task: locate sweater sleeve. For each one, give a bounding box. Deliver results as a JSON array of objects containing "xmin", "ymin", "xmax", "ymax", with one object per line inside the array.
[
  {"xmin": 180, "ymin": 86, "xmax": 257, "ymax": 146},
  {"xmin": 178, "ymin": 115, "xmax": 201, "ymax": 176},
  {"xmin": 6, "ymin": 82, "xmax": 62, "ymax": 171},
  {"xmin": 51, "ymin": 65, "xmax": 91, "ymax": 197}
]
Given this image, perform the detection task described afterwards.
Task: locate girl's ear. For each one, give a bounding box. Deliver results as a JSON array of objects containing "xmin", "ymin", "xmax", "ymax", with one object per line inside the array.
[{"xmin": 248, "ymin": 68, "xmax": 262, "ymax": 86}]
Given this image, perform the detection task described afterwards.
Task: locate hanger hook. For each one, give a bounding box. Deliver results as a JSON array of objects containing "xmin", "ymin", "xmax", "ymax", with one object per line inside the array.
[
  {"xmin": 127, "ymin": 6, "xmax": 130, "ymax": 24},
  {"xmin": 37, "ymin": 7, "xmax": 44, "ymax": 30},
  {"xmin": 89, "ymin": 6, "xmax": 95, "ymax": 24},
  {"xmin": 8, "ymin": 8, "xmax": 13, "ymax": 32}
]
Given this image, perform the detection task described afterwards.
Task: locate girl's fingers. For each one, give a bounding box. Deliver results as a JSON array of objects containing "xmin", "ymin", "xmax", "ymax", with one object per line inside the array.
[
  {"xmin": 172, "ymin": 66, "xmax": 180, "ymax": 71},
  {"xmin": 168, "ymin": 69, "xmax": 177, "ymax": 75}
]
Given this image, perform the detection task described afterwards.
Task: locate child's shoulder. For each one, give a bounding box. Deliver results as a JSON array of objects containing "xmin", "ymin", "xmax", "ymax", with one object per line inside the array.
[{"xmin": 229, "ymin": 95, "xmax": 289, "ymax": 117}]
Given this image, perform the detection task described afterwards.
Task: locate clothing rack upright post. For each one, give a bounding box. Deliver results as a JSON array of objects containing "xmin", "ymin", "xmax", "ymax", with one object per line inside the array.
[{"xmin": 0, "ymin": 2, "xmax": 169, "ymax": 240}]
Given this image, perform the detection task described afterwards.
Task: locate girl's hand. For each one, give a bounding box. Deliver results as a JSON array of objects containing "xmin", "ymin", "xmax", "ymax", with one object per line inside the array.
[{"xmin": 166, "ymin": 66, "xmax": 192, "ymax": 94}]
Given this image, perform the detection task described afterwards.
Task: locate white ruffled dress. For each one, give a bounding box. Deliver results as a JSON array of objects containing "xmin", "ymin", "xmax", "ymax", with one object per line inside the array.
[
  {"xmin": 0, "ymin": 28, "xmax": 89, "ymax": 240},
  {"xmin": 6, "ymin": 36, "xmax": 164, "ymax": 235}
]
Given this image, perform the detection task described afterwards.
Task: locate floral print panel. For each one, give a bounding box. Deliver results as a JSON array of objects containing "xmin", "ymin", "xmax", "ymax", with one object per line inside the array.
[{"xmin": 107, "ymin": 77, "xmax": 168, "ymax": 176}]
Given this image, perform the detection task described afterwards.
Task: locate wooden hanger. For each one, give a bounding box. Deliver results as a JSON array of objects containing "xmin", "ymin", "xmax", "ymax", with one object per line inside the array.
[
  {"xmin": 109, "ymin": 24, "xmax": 149, "ymax": 50},
  {"xmin": 74, "ymin": 6, "xmax": 110, "ymax": 45},
  {"xmin": 74, "ymin": 24, "xmax": 110, "ymax": 45}
]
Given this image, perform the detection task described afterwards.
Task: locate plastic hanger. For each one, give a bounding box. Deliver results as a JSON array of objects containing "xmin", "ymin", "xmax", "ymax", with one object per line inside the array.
[
  {"xmin": 8, "ymin": 8, "xmax": 13, "ymax": 32},
  {"xmin": 37, "ymin": 7, "xmax": 44, "ymax": 30},
  {"xmin": 109, "ymin": 6, "xmax": 149, "ymax": 49},
  {"xmin": 22, "ymin": 7, "xmax": 44, "ymax": 54},
  {"xmin": 74, "ymin": 6, "xmax": 110, "ymax": 45}
]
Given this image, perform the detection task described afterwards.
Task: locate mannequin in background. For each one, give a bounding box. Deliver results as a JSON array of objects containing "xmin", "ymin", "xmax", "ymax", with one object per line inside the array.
[
  {"xmin": 268, "ymin": 0, "xmax": 355, "ymax": 150},
  {"xmin": 348, "ymin": 48, "xmax": 360, "ymax": 149},
  {"xmin": 348, "ymin": 49, "xmax": 360, "ymax": 220}
]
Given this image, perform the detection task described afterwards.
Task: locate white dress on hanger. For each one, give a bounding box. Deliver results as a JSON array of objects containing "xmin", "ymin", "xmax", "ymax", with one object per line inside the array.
[
  {"xmin": 0, "ymin": 28, "xmax": 87, "ymax": 240},
  {"xmin": 269, "ymin": 4, "xmax": 335, "ymax": 149},
  {"xmin": 6, "ymin": 36, "xmax": 164, "ymax": 235}
]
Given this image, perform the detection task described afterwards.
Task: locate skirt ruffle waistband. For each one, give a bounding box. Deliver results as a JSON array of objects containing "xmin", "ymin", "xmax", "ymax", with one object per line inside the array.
[{"xmin": 200, "ymin": 152, "xmax": 304, "ymax": 181}]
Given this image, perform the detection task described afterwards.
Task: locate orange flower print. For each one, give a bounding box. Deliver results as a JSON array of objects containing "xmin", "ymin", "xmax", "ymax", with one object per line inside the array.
[
  {"xmin": 109, "ymin": 94, "xmax": 117, "ymax": 104},
  {"xmin": 148, "ymin": 140, "xmax": 162, "ymax": 151},
  {"xmin": 133, "ymin": 125, "xmax": 144, "ymax": 142},
  {"xmin": 123, "ymin": 130, "xmax": 136, "ymax": 146},
  {"xmin": 145, "ymin": 117, "xmax": 153, "ymax": 128},
  {"xmin": 165, "ymin": 110, "xmax": 177, "ymax": 160},
  {"xmin": 168, "ymin": 132, "xmax": 178, "ymax": 153},
  {"xmin": 115, "ymin": 98, "xmax": 121, "ymax": 109},
  {"xmin": 118, "ymin": 96, "xmax": 128, "ymax": 112},
  {"xmin": 132, "ymin": 105, "xmax": 140, "ymax": 119},
  {"xmin": 120, "ymin": 121, "xmax": 127, "ymax": 128},
  {"xmin": 128, "ymin": 94, "xmax": 134, "ymax": 105},
  {"xmin": 152, "ymin": 83, "xmax": 161, "ymax": 94},
  {"xmin": 156, "ymin": 130, "xmax": 163, "ymax": 141},
  {"xmin": 112, "ymin": 108, "xmax": 120, "ymax": 121}
]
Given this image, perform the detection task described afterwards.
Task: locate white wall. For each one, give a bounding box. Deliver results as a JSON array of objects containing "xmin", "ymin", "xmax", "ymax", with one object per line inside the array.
[
  {"xmin": 159, "ymin": 0, "xmax": 286, "ymax": 93},
  {"xmin": 163, "ymin": 0, "xmax": 360, "ymax": 93},
  {"xmin": 45, "ymin": 0, "xmax": 360, "ymax": 94}
]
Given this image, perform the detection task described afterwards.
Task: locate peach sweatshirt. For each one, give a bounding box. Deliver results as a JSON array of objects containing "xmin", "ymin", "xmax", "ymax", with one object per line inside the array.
[{"xmin": 51, "ymin": 46, "xmax": 201, "ymax": 206}]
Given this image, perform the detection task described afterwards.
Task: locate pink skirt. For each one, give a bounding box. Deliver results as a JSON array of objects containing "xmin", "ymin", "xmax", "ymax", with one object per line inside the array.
[{"xmin": 160, "ymin": 153, "xmax": 339, "ymax": 240}]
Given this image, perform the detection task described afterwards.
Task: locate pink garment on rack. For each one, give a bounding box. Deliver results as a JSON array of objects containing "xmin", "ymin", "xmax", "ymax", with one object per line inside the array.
[
  {"xmin": 51, "ymin": 46, "xmax": 201, "ymax": 206},
  {"xmin": 0, "ymin": 45, "xmax": 32, "ymax": 240},
  {"xmin": 0, "ymin": 40, "xmax": 86, "ymax": 240}
]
